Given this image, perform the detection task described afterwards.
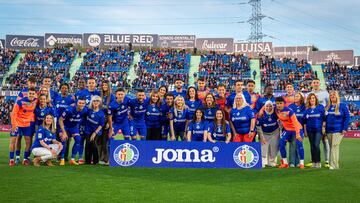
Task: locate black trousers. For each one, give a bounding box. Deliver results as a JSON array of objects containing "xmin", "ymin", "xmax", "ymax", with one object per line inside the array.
[
  {"xmin": 98, "ymin": 128, "xmax": 109, "ymax": 163},
  {"xmin": 85, "ymin": 133, "xmax": 99, "ymax": 164},
  {"xmin": 146, "ymin": 128, "xmax": 162, "ymax": 140}
]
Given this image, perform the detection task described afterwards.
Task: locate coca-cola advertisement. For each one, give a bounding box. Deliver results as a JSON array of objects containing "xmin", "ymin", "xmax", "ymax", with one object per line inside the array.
[
  {"xmin": 195, "ymin": 38, "xmax": 234, "ymax": 52},
  {"xmin": 309, "ymin": 50, "xmax": 354, "ymax": 65},
  {"xmin": 0, "ymin": 39, "xmax": 5, "ymax": 49},
  {"xmin": 273, "ymin": 46, "xmax": 312, "ymax": 60},
  {"xmin": 6, "ymin": 35, "xmax": 44, "ymax": 49},
  {"xmin": 354, "ymin": 56, "xmax": 360, "ymax": 66},
  {"xmin": 234, "ymin": 42, "xmax": 272, "ymax": 56},
  {"xmin": 158, "ymin": 35, "xmax": 196, "ymax": 48}
]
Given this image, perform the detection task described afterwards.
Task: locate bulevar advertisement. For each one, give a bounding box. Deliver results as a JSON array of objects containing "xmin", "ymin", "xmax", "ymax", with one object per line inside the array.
[{"xmin": 195, "ymin": 38, "xmax": 234, "ymax": 52}]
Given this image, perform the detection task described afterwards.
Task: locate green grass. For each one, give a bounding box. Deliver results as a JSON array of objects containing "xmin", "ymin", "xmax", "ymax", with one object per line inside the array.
[{"xmin": 0, "ymin": 133, "xmax": 359, "ymax": 202}]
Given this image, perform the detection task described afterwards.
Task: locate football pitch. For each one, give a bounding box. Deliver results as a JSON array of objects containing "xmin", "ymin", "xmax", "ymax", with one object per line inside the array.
[{"xmin": 0, "ymin": 133, "xmax": 359, "ymax": 202}]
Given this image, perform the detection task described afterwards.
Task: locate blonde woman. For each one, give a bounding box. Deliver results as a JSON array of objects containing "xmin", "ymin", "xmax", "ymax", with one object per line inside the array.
[
  {"xmin": 84, "ymin": 95, "xmax": 105, "ymax": 165},
  {"xmin": 325, "ymin": 91, "xmax": 350, "ymax": 170},
  {"xmin": 256, "ymin": 101, "xmax": 280, "ymax": 167},
  {"xmin": 169, "ymin": 96, "xmax": 190, "ymax": 141},
  {"xmin": 229, "ymin": 93, "xmax": 255, "ymax": 142},
  {"xmin": 304, "ymin": 93, "xmax": 325, "ymax": 168},
  {"xmin": 32, "ymin": 114, "xmax": 63, "ymax": 166}
]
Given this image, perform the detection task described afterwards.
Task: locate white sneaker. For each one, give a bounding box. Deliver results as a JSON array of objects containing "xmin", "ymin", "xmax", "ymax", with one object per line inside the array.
[
  {"xmin": 98, "ymin": 161, "xmax": 105, "ymax": 165},
  {"xmin": 289, "ymin": 164, "xmax": 295, "ymax": 168},
  {"xmin": 329, "ymin": 166, "xmax": 335, "ymax": 170}
]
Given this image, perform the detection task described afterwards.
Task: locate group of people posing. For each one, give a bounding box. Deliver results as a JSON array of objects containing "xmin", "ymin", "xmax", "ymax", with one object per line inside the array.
[{"xmin": 9, "ymin": 76, "xmax": 350, "ymax": 170}]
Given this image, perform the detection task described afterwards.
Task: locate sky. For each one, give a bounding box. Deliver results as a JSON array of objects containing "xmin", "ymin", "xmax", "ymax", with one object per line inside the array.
[{"xmin": 0, "ymin": 0, "xmax": 359, "ymax": 55}]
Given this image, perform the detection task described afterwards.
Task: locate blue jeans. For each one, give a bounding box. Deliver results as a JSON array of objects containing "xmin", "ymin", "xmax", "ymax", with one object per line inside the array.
[
  {"xmin": 289, "ymin": 138, "xmax": 300, "ymax": 166},
  {"xmin": 307, "ymin": 130, "xmax": 322, "ymax": 163}
]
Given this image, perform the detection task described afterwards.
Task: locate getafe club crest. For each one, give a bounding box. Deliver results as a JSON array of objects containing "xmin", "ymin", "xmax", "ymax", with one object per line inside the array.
[
  {"xmin": 113, "ymin": 143, "xmax": 139, "ymax": 166},
  {"xmin": 233, "ymin": 145, "xmax": 259, "ymax": 168}
]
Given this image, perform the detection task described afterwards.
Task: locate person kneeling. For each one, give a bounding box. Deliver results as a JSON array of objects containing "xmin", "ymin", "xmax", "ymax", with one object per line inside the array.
[{"xmin": 32, "ymin": 114, "xmax": 63, "ymax": 166}]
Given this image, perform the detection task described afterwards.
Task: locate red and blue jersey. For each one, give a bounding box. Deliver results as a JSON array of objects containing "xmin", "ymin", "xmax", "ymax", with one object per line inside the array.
[
  {"xmin": 304, "ymin": 105, "xmax": 325, "ymax": 132},
  {"xmin": 325, "ymin": 103, "xmax": 350, "ymax": 133},
  {"xmin": 230, "ymin": 106, "xmax": 255, "ymax": 134}
]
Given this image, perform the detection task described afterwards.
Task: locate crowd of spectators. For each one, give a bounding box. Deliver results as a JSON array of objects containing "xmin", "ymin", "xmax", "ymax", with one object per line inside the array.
[
  {"xmin": 260, "ymin": 56, "xmax": 315, "ymax": 92},
  {"xmin": 0, "ymin": 49, "xmax": 17, "ymax": 85},
  {"xmin": 0, "ymin": 97, "xmax": 15, "ymax": 125},
  {"xmin": 323, "ymin": 62, "xmax": 360, "ymax": 94},
  {"xmin": 3, "ymin": 48, "xmax": 76, "ymax": 91},
  {"xmin": 71, "ymin": 47, "xmax": 133, "ymax": 92},
  {"xmin": 198, "ymin": 52, "xmax": 250, "ymax": 89},
  {"xmin": 347, "ymin": 102, "xmax": 360, "ymax": 130},
  {"xmin": 132, "ymin": 49, "xmax": 190, "ymax": 91}
]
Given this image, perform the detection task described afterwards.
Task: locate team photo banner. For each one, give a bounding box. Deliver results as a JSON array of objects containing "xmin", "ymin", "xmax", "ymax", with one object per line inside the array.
[{"xmin": 110, "ymin": 140, "xmax": 262, "ymax": 169}]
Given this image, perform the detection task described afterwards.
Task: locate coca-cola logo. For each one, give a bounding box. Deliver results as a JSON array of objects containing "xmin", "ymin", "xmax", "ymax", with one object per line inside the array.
[
  {"xmin": 10, "ymin": 37, "xmax": 40, "ymax": 47},
  {"xmin": 201, "ymin": 40, "xmax": 228, "ymax": 50}
]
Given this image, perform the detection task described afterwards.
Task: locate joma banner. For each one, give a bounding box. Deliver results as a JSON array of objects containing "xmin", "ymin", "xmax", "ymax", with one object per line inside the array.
[
  {"xmin": 196, "ymin": 38, "xmax": 234, "ymax": 52},
  {"xmin": 310, "ymin": 50, "xmax": 354, "ymax": 65},
  {"xmin": 0, "ymin": 39, "xmax": 5, "ymax": 49},
  {"xmin": 84, "ymin": 33, "xmax": 158, "ymax": 47},
  {"xmin": 6, "ymin": 35, "xmax": 44, "ymax": 49},
  {"xmin": 45, "ymin": 33, "xmax": 83, "ymax": 47},
  {"xmin": 158, "ymin": 35, "xmax": 196, "ymax": 48},
  {"xmin": 110, "ymin": 140, "xmax": 262, "ymax": 169},
  {"xmin": 273, "ymin": 46, "xmax": 312, "ymax": 60},
  {"xmin": 234, "ymin": 42, "xmax": 272, "ymax": 56}
]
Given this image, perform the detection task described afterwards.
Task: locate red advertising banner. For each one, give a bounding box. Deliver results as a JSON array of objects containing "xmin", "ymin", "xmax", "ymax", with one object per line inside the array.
[
  {"xmin": 0, "ymin": 125, "xmax": 11, "ymax": 132},
  {"xmin": 344, "ymin": 131, "xmax": 360, "ymax": 138}
]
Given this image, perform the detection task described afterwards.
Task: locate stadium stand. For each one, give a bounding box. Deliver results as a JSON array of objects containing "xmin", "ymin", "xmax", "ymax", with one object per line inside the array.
[
  {"xmin": 3, "ymin": 48, "xmax": 76, "ymax": 91},
  {"xmin": 198, "ymin": 52, "xmax": 250, "ymax": 90},
  {"xmin": 132, "ymin": 49, "xmax": 190, "ymax": 91},
  {"xmin": 260, "ymin": 56, "xmax": 315, "ymax": 92},
  {"xmin": 323, "ymin": 62, "xmax": 360, "ymax": 94},
  {"xmin": 70, "ymin": 47, "xmax": 134, "ymax": 92},
  {"xmin": 0, "ymin": 96, "xmax": 14, "ymax": 125},
  {"xmin": 0, "ymin": 49, "xmax": 17, "ymax": 85}
]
